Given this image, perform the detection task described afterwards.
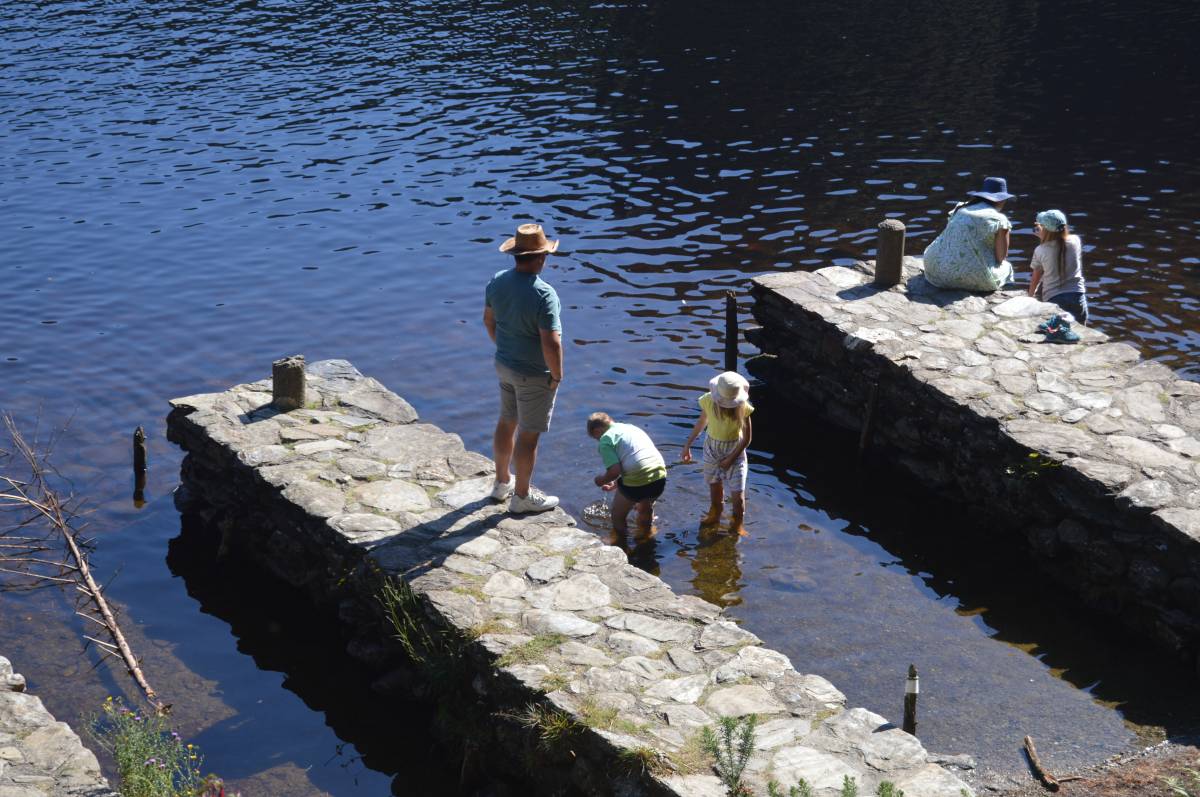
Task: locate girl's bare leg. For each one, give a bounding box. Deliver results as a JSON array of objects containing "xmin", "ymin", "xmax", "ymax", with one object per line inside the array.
[
  {"xmin": 730, "ymin": 491, "xmax": 747, "ymax": 536},
  {"xmin": 702, "ymin": 481, "xmax": 723, "ymax": 527}
]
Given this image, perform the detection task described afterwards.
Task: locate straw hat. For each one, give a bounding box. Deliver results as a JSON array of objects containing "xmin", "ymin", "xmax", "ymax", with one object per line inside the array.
[
  {"xmin": 499, "ymin": 224, "xmax": 560, "ymax": 255},
  {"xmin": 709, "ymin": 372, "xmax": 750, "ymax": 409}
]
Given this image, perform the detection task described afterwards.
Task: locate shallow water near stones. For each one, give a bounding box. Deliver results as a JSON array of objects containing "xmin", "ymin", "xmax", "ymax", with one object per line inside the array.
[{"xmin": 3, "ymin": 0, "xmax": 1200, "ymax": 793}]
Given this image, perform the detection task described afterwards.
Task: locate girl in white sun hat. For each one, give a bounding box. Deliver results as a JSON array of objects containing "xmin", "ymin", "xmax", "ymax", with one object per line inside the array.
[{"xmin": 681, "ymin": 371, "xmax": 754, "ymax": 536}]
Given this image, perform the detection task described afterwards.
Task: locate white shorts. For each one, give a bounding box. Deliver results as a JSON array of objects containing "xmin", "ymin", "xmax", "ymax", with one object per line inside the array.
[{"xmin": 702, "ymin": 437, "xmax": 747, "ymax": 492}]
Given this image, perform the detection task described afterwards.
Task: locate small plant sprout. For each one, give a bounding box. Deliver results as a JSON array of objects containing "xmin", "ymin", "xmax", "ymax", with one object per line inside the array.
[
  {"xmin": 875, "ymin": 782, "xmax": 905, "ymax": 797},
  {"xmin": 700, "ymin": 714, "xmax": 758, "ymax": 796},
  {"xmin": 841, "ymin": 774, "xmax": 859, "ymax": 797},
  {"xmin": 768, "ymin": 780, "xmax": 815, "ymax": 797}
]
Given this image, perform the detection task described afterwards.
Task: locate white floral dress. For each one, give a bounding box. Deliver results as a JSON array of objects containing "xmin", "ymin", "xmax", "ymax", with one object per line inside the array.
[{"xmin": 922, "ymin": 203, "xmax": 1014, "ymax": 292}]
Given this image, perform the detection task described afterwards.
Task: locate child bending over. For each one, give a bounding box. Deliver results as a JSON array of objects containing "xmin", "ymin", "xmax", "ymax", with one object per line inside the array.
[{"xmin": 587, "ymin": 412, "xmax": 667, "ymax": 539}]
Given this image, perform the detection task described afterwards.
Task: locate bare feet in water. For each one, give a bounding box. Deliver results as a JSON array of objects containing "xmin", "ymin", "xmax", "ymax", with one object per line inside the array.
[{"xmin": 700, "ymin": 506, "xmax": 722, "ymax": 528}]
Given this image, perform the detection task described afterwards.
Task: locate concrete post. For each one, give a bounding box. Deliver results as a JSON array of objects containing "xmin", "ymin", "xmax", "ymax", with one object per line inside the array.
[
  {"xmin": 875, "ymin": 219, "xmax": 906, "ymax": 287},
  {"xmin": 272, "ymin": 355, "xmax": 306, "ymax": 411}
]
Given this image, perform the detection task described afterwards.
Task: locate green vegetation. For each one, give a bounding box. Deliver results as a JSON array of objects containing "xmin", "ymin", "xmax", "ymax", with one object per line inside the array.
[
  {"xmin": 89, "ymin": 697, "xmax": 236, "ymax": 797},
  {"xmin": 618, "ymin": 745, "xmax": 671, "ymax": 777},
  {"xmin": 498, "ymin": 633, "xmax": 567, "ymax": 666},
  {"xmin": 840, "ymin": 775, "xmax": 859, "ymax": 797},
  {"xmin": 875, "ymin": 783, "xmax": 905, "ymax": 797},
  {"xmin": 1165, "ymin": 760, "xmax": 1200, "ymax": 796},
  {"xmin": 768, "ymin": 779, "xmax": 814, "ymax": 797},
  {"xmin": 701, "ymin": 714, "xmax": 758, "ymax": 796},
  {"xmin": 516, "ymin": 703, "xmax": 582, "ymax": 754}
]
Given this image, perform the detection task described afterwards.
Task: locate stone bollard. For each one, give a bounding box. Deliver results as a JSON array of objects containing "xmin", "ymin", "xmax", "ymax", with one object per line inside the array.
[
  {"xmin": 875, "ymin": 219, "xmax": 906, "ymax": 287},
  {"xmin": 272, "ymin": 355, "xmax": 306, "ymax": 411}
]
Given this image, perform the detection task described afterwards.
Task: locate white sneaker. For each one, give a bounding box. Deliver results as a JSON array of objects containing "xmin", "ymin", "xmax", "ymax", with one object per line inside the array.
[
  {"xmin": 509, "ymin": 489, "xmax": 559, "ymax": 514},
  {"xmin": 490, "ymin": 478, "xmax": 514, "ymax": 501}
]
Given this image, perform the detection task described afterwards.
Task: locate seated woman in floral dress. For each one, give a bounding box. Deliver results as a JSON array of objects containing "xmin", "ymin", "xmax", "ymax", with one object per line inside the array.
[{"xmin": 922, "ymin": 177, "xmax": 1015, "ymax": 292}]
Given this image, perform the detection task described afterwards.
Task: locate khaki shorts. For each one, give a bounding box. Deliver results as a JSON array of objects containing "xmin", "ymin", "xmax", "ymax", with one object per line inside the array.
[{"xmin": 496, "ymin": 361, "xmax": 558, "ymax": 434}]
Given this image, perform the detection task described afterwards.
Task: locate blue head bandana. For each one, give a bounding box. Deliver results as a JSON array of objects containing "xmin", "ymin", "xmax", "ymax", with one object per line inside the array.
[{"xmin": 1036, "ymin": 209, "xmax": 1068, "ymax": 231}]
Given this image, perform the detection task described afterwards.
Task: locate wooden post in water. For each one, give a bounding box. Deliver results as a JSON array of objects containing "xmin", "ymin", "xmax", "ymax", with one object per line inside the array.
[
  {"xmin": 903, "ymin": 664, "xmax": 919, "ymax": 736},
  {"xmin": 133, "ymin": 426, "xmax": 147, "ymax": 473},
  {"xmin": 272, "ymin": 355, "xmax": 306, "ymax": 411},
  {"xmin": 875, "ymin": 219, "xmax": 906, "ymax": 287},
  {"xmin": 724, "ymin": 291, "xmax": 738, "ymax": 373},
  {"xmin": 132, "ymin": 426, "xmax": 148, "ymax": 506}
]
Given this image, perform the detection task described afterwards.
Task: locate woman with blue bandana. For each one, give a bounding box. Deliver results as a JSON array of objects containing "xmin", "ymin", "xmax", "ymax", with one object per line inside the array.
[
  {"xmin": 922, "ymin": 177, "xmax": 1015, "ymax": 292},
  {"xmin": 1028, "ymin": 209, "xmax": 1088, "ymax": 324}
]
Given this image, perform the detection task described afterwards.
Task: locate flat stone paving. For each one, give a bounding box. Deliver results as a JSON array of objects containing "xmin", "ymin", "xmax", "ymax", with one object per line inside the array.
[
  {"xmin": 0, "ymin": 655, "xmax": 116, "ymax": 796},
  {"xmin": 168, "ymin": 360, "xmax": 972, "ymax": 797},
  {"xmin": 752, "ymin": 259, "xmax": 1200, "ymax": 550}
]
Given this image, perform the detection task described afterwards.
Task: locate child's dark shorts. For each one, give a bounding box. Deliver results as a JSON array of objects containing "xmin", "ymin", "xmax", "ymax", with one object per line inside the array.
[{"xmin": 617, "ymin": 477, "xmax": 666, "ymax": 503}]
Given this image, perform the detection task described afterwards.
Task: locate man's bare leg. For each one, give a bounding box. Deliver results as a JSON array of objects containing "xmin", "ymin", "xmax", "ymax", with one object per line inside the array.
[
  {"xmin": 513, "ymin": 428, "xmax": 541, "ymax": 497},
  {"xmin": 493, "ymin": 417, "xmax": 517, "ymax": 485}
]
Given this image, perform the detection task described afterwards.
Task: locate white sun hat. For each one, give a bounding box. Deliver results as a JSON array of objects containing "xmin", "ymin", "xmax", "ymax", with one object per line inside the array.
[{"xmin": 709, "ymin": 371, "xmax": 750, "ymax": 409}]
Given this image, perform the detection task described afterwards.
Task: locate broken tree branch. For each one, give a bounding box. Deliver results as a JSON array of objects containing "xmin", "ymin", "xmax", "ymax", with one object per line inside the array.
[
  {"xmin": 1023, "ymin": 735, "xmax": 1060, "ymax": 791},
  {"xmin": 2, "ymin": 415, "xmax": 169, "ymax": 714}
]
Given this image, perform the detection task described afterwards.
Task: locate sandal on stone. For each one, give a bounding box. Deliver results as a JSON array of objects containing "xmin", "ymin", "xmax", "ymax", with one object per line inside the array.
[
  {"xmin": 1044, "ymin": 324, "xmax": 1080, "ymax": 343},
  {"xmin": 1036, "ymin": 314, "xmax": 1063, "ymax": 334}
]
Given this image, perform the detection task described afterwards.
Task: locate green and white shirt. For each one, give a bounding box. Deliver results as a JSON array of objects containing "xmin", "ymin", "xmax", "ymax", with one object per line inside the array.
[{"xmin": 598, "ymin": 422, "xmax": 667, "ymax": 487}]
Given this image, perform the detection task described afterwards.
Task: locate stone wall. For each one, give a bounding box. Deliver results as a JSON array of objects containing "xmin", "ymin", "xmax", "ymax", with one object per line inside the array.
[
  {"xmin": 166, "ymin": 359, "xmax": 972, "ymax": 797},
  {"xmin": 748, "ymin": 258, "xmax": 1200, "ymax": 672},
  {"xmin": 0, "ymin": 655, "xmax": 117, "ymax": 797}
]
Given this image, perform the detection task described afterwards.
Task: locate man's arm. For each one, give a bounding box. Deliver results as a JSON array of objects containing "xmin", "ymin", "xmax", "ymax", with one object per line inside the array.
[
  {"xmin": 483, "ymin": 306, "xmax": 497, "ymax": 343},
  {"xmin": 539, "ymin": 328, "xmax": 563, "ymax": 382}
]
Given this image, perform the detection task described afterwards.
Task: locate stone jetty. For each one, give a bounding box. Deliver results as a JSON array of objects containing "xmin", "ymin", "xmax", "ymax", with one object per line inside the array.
[
  {"xmin": 0, "ymin": 655, "xmax": 116, "ymax": 796},
  {"xmin": 167, "ymin": 360, "xmax": 972, "ymax": 797},
  {"xmin": 749, "ymin": 257, "xmax": 1200, "ymax": 670}
]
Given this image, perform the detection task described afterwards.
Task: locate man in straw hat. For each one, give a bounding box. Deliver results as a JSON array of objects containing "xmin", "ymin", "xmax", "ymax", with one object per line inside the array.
[{"xmin": 483, "ymin": 223, "xmax": 564, "ymax": 514}]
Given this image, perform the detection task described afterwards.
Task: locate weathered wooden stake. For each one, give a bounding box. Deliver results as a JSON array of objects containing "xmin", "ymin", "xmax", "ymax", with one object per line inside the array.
[
  {"xmin": 875, "ymin": 219, "xmax": 906, "ymax": 287},
  {"xmin": 133, "ymin": 426, "xmax": 147, "ymax": 474},
  {"xmin": 903, "ymin": 664, "xmax": 919, "ymax": 736},
  {"xmin": 724, "ymin": 291, "xmax": 738, "ymax": 373},
  {"xmin": 272, "ymin": 354, "xmax": 306, "ymax": 411}
]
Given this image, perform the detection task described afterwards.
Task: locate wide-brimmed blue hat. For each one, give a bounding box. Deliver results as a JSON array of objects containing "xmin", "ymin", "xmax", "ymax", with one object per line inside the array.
[{"xmin": 967, "ymin": 176, "xmax": 1016, "ymax": 203}]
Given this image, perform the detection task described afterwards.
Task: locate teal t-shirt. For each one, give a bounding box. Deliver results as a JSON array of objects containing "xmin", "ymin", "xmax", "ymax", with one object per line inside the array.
[{"xmin": 485, "ymin": 269, "xmax": 561, "ymax": 375}]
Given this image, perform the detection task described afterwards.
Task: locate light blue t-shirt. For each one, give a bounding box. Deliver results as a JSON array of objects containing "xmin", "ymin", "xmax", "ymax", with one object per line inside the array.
[{"xmin": 485, "ymin": 269, "xmax": 561, "ymax": 375}]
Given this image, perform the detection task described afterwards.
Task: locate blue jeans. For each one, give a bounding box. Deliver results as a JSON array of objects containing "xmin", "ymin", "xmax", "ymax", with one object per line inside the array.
[{"xmin": 1048, "ymin": 292, "xmax": 1088, "ymax": 325}]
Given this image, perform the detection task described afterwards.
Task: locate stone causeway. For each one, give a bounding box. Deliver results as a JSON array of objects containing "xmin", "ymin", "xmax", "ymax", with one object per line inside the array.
[
  {"xmin": 0, "ymin": 655, "xmax": 116, "ymax": 796},
  {"xmin": 750, "ymin": 257, "xmax": 1200, "ymax": 669},
  {"xmin": 166, "ymin": 359, "xmax": 972, "ymax": 797}
]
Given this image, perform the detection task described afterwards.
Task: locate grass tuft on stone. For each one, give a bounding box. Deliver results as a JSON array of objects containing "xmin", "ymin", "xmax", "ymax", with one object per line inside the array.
[
  {"xmin": 618, "ymin": 745, "xmax": 673, "ymax": 777},
  {"xmin": 515, "ymin": 703, "xmax": 583, "ymax": 754},
  {"xmin": 578, "ymin": 697, "xmax": 619, "ymax": 730},
  {"xmin": 498, "ymin": 633, "xmax": 567, "ymax": 667}
]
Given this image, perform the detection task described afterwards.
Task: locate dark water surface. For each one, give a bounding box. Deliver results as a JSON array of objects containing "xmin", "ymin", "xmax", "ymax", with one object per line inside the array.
[{"xmin": 3, "ymin": 1, "xmax": 1200, "ymax": 792}]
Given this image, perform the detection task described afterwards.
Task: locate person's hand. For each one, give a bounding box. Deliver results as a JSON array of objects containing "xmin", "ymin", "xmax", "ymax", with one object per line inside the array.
[
  {"xmin": 720, "ymin": 454, "xmax": 736, "ymax": 470},
  {"xmin": 600, "ymin": 481, "xmax": 617, "ymax": 492},
  {"xmin": 680, "ymin": 446, "xmax": 692, "ymax": 464}
]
